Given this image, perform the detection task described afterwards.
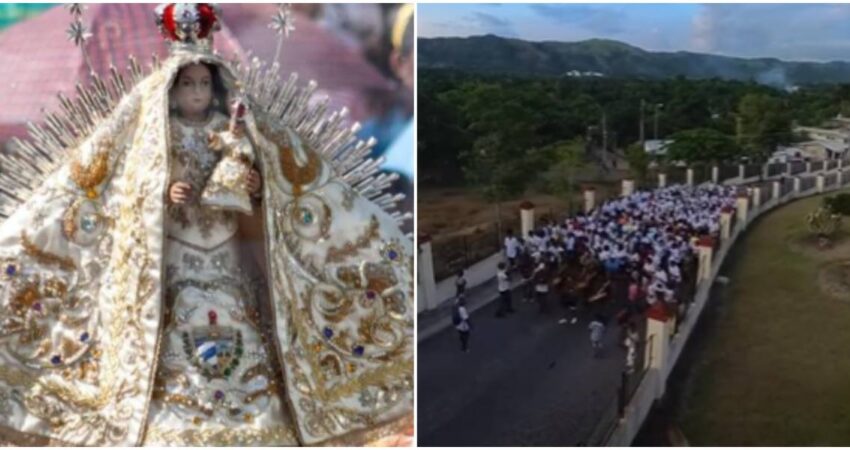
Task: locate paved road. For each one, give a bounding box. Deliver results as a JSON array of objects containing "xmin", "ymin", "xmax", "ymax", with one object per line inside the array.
[{"xmin": 417, "ymin": 283, "xmax": 629, "ymax": 446}]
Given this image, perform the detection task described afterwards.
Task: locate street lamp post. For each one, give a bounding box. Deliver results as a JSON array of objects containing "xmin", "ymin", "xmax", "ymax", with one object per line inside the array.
[
  {"xmin": 639, "ymin": 98, "xmax": 646, "ymax": 145},
  {"xmin": 654, "ymin": 103, "xmax": 663, "ymax": 140}
]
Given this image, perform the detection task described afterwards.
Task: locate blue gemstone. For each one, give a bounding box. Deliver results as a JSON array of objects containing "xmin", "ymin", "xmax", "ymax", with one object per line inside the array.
[
  {"xmin": 5, "ymin": 265, "xmax": 16, "ymax": 276},
  {"xmin": 353, "ymin": 345, "xmax": 365, "ymax": 356},
  {"xmin": 50, "ymin": 355, "xmax": 62, "ymax": 365},
  {"xmin": 323, "ymin": 327, "xmax": 333, "ymax": 339},
  {"xmin": 80, "ymin": 332, "xmax": 90, "ymax": 342},
  {"xmin": 80, "ymin": 214, "xmax": 99, "ymax": 232},
  {"xmin": 301, "ymin": 209, "xmax": 314, "ymax": 225},
  {"xmin": 388, "ymin": 250, "xmax": 398, "ymax": 260}
]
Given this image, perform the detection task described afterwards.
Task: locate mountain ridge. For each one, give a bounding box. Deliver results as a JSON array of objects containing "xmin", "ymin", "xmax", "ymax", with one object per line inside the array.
[{"xmin": 419, "ymin": 35, "xmax": 850, "ymax": 87}]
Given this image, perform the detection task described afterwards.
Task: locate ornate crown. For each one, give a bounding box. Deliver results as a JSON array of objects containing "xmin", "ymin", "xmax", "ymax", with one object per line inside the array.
[{"xmin": 154, "ymin": 3, "xmax": 221, "ymax": 47}]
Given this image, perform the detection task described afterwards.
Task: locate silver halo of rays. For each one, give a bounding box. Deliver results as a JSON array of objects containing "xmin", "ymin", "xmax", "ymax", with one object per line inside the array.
[
  {"xmin": 65, "ymin": 3, "xmax": 95, "ymax": 76},
  {"xmin": 0, "ymin": 5, "xmax": 411, "ymax": 230},
  {"xmin": 268, "ymin": 3, "xmax": 295, "ymax": 68}
]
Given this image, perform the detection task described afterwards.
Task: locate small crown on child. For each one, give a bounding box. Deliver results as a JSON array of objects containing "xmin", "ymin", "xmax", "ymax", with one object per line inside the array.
[{"xmin": 154, "ymin": 3, "xmax": 221, "ymax": 47}]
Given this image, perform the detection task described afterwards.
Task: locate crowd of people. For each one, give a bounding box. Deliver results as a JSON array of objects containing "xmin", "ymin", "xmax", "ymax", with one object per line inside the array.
[{"xmin": 454, "ymin": 184, "xmax": 739, "ymax": 357}]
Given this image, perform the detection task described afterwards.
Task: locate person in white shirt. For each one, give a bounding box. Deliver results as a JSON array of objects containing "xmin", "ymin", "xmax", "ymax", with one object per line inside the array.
[
  {"xmin": 504, "ymin": 229, "xmax": 520, "ymax": 268},
  {"xmin": 669, "ymin": 263, "xmax": 682, "ymax": 284},
  {"xmin": 495, "ymin": 262, "xmax": 515, "ymax": 318},
  {"xmin": 453, "ymin": 296, "xmax": 471, "ymax": 352}
]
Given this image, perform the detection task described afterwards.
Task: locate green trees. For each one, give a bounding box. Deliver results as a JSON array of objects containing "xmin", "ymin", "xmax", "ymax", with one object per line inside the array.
[
  {"xmin": 665, "ymin": 129, "xmax": 742, "ymax": 164},
  {"xmin": 625, "ymin": 143, "xmax": 651, "ymax": 182},
  {"xmin": 418, "ymin": 69, "xmax": 846, "ymax": 194},
  {"xmin": 737, "ymin": 93, "xmax": 793, "ymax": 160},
  {"xmin": 538, "ymin": 138, "xmax": 587, "ymax": 214}
]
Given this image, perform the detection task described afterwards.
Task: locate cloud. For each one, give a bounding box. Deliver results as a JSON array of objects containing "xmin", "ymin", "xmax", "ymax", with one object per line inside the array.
[
  {"xmin": 527, "ymin": 4, "xmax": 627, "ymax": 35},
  {"xmin": 690, "ymin": 4, "xmax": 850, "ymax": 61},
  {"xmin": 469, "ymin": 11, "xmax": 517, "ymax": 37}
]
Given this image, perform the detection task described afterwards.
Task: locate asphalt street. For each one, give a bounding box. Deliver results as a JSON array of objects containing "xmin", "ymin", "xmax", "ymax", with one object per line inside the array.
[{"xmin": 417, "ymin": 284, "xmax": 628, "ymax": 446}]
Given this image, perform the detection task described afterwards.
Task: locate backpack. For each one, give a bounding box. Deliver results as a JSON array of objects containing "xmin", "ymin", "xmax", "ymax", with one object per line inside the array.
[{"xmin": 452, "ymin": 305, "xmax": 462, "ymax": 326}]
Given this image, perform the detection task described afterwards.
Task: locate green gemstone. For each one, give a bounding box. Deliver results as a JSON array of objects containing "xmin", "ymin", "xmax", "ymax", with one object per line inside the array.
[
  {"xmin": 224, "ymin": 368, "xmax": 232, "ymax": 377},
  {"xmin": 236, "ymin": 348, "xmax": 243, "ymax": 356},
  {"xmin": 300, "ymin": 208, "xmax": 314, "ymax": 225}
]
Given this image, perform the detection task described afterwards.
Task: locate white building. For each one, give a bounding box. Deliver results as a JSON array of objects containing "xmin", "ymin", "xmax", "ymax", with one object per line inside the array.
[{"xmin": 644, "ymin": 139, "xmax": 674, "ymax": 156}]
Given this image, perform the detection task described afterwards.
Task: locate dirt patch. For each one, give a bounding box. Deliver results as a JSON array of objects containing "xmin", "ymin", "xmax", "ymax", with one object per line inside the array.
[
  {"xmin": 786, "ymin": 226, "xmax": 850, "ymax": 262},
  {"xmin": 818, "ymin": 260, "xmax": 850, "ymax": 302},
  {"xmin": 419, "ymin": 183, "xmax": 621, "ymax": 240}
]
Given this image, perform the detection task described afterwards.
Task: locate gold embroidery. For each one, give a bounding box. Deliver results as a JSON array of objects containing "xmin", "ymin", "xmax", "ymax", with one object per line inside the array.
[
  {"xmin": 20, "ymin": 232, "xmax": 76, "ymax": 271},
  {"xmin": 70, "ymin": 144, "xmax": 111, "ymax": 198},
  {"xmin": 143, "ymin": 422, "xmax": 299, "ymax": 446},
  {"xmin": 322, "ymin": 413, "xmax": 413, "ymax": 447},
  {"xmin": 153, "ymin": 390, "xmax": 214, "ymax": 416},
  {"xmin": 279, "ymin": 145, "xmax": 320, "ymax": 197},
  {"xmin": 325, "ymin": 215, "xmax": 380, "ymax": 264}
]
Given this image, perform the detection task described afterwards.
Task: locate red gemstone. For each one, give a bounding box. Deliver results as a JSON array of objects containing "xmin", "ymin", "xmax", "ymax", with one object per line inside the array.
[
  {"xmin": 208, "ymin": 310, "xmax": 218, "ymax": 326},
  {"xmin": 162, "ymin": 4, "xmax": 178, "ymax": 40},
  {"xmin": 196, "ymin": 4, "xmax": 218, "ymax": 38}
]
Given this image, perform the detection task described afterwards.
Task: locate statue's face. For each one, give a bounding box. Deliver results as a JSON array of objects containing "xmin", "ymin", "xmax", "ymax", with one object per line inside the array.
[{"xmin": 173, "ymin": 63, "xmax": 213, "ymax": 118}]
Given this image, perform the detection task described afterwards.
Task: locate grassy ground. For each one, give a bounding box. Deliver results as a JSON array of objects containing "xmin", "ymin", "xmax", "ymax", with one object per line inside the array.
[{"xmin": 678, "ymin": 192, "xmax": 850, "ymax": 445}]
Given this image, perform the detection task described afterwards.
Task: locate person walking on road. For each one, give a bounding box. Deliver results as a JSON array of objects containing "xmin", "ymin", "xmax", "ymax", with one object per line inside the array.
[
  {"xmin": 495, "ymin": 262, "xmax": 515, "ymax": 318},
  {"xmin": 624, "ymin": 323, "xmax": 640, "ymax": 373},
  {"xmin": 452, "ymin": 295, "xmax": 472, "ymax": 352},
  {"xmin": 455, "ymin": 269, "xmax": 467, "ymax": 298},
  {"xmin": 589, "ymin": 314, "xmax": 607, "ymax": 358},
  {"xmin": 518, "ymin": 242, "xmax": 535, "ymax": 302},
  {"xmin": 504, "ymin": 229, "xmax": 520, "ymax": 269},
  {"xmin": 534, "ymin": 259, "xmax": 552, "ymax": 314}
]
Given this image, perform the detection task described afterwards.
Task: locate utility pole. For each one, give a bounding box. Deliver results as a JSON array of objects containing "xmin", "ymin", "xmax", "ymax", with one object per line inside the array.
[
  {"xmin": 639, "ymin": 98, "xmax": 646, "ymax": 145},
  {"xmin": 654, "ymin": 103, "xmax": 663, "ymax": 140},
  {"xmin": 602, "ymin": 111, "xmax": 608, "ymax": 153},
  {"xmin": 735, "ymin": 115, "xmax": 742, "ymax": 146}
]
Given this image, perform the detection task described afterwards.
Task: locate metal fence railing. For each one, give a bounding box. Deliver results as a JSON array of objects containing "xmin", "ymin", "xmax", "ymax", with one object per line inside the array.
[
  {"xmin": 790, "ymin": 161, "xmax": 806, "ymax": 175},
  {"xmin": 692, "ymin": 165, "xmax": 711, "ymax": 184},
  {"xmin": 812, "ymin": 161, "xmax": 825, "ymax": 172},
  {"xmin": 432, "ymin": 222, "xmax": 508, "ymax": 280},
  {"xmin": 767, "ymin": 163, "xmax": 785, "ymax": 177},
  {"xmin": 761, "ymin": 183, "xmax": 772, "ymax": 204},
  {"xmin": 826, "ymin": 173, "xmax": 837, "ymax": 187},
  {"xmin": 718, "ymin": 164, "xmax": 739, "ymax": 183},
  {"xmin": 801, "ymin": 176, "xmax": 816, "ymax": 192},
  {"xmin": 744, "ymin": 163, "xmax": 761, "ymax": 179},
  {"xmin": 667, "ymin": 166, "xmax": 687, "ymax": 185},
  {"xmin": 782, "ymin": 177, "xmax": 795, "ymax": 196}
]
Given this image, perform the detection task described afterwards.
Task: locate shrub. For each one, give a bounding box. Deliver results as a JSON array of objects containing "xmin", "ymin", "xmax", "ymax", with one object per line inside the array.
[
  {"xmin": 808, "ymin": 207, "xmax": 842, "ymax": 238},
  {"xmin": 824, "ymin": 193, "xmax": 850, "ymax": 216}
]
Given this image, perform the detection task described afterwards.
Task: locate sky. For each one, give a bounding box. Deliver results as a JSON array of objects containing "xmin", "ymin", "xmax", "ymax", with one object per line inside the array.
[{"xmin": 418, "ymin": 3, "xmax": 850, "ymax": 62}]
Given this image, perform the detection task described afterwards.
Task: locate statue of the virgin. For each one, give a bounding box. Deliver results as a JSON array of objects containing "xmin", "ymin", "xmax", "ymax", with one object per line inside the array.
[{"xmin": 0, "ymin": 3, "xmax": 412, "ymax": 446}]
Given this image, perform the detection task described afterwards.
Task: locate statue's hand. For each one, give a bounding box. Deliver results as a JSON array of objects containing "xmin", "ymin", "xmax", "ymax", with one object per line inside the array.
[
  {"xmin": 207, "ymin": 131, "xmax": 224, "ymax": 151},
  {"xmin": 169, "ymin": 181, "xmax": 192, "ymax": 204},
  {"xmin": 246, "ymin": 169, "xmax": 262, "ymax": 196}
]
